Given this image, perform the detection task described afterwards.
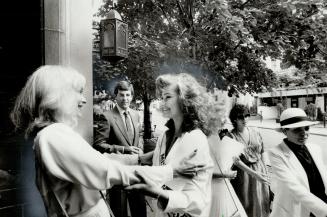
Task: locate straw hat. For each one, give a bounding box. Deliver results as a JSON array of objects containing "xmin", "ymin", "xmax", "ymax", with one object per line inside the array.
[{"xmin": 280, "ymin": 108, "xmax": 318, "ymax": 129}]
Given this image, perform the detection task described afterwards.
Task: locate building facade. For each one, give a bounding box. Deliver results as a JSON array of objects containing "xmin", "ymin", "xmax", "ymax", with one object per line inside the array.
[
  {"xmin": 0, "ymin": 1, "xmax": 94, "ymax": 216},
  {"xmin": 255, "ymin": 86, "xmax": 327, "ymax": 119}
]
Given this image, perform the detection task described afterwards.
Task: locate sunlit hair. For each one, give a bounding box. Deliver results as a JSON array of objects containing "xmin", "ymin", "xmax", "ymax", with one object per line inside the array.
[
  {"xmin": 156, "ymin": 73, "xmax": 225, "ymax": 136},
  {"xmin": 229, "ymin": 104, "xmax": 250, "ymax": 129},
  {"xmin": 114, "ymin": 80, "xmax": 134, "ymax": 96},
  {"xmin": 11, "ymin": 65, "xmax": 86, "ymax": 138}
]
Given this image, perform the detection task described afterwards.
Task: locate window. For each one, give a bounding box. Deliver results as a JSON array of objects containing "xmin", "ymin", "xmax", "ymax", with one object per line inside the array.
[
  {"xmin": 306, "ymin": 96, "xmax": 315, "ymax": 105},
  {"xmin": 291, "ymin": 97, "xmax": 298, "ymax": 108}
]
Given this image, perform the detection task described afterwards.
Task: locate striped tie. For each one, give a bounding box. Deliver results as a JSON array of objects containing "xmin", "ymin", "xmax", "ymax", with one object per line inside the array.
[{"xmin": 124, "ymin": 112, "xmax": 134, "ymax": 143}]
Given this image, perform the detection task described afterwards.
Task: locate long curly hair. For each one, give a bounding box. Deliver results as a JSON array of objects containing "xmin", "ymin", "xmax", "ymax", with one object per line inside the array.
[
  {"xmin": 10, "ymin": 65, "xmax": 86, "ymax": 138},
  {"xmin": 156, "ymin": 73, "xmax": 225, "ymax": 136}
]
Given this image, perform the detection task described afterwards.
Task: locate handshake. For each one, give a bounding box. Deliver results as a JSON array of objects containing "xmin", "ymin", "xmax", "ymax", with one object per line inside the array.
[{"xmin": 109, "ymin": 144, "xmax": 143, "ymax": 154}]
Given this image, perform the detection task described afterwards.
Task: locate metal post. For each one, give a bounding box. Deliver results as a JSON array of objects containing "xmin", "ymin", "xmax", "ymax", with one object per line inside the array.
[{"xmin": 260, "ymin": 111, "xmax": 263, "ymax": 123}]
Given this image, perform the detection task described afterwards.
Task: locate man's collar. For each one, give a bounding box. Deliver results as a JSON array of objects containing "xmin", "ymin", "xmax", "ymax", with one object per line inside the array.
[
  {"xmin": 116, "ymin": 105, "xmax": 130, "ymax": 115},
  {"xmin": 284, "ymin": 138, "xmax": 306, "ymax": 151}
]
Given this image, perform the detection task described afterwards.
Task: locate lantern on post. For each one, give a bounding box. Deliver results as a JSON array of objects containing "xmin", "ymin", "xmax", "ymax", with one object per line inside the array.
[{"xmin": 100, "ymin": 9, "xmax": 128, "ymax": 62}]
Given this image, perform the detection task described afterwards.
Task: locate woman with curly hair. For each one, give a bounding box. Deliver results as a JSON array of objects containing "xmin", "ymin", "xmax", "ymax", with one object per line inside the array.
[
  {"xmin": 229, "ymin": 104, "xmax": 271, "ymax": 217},
  {"xmin": 127, "ymin": 73, "xmax": 222, "ymax": 217}
]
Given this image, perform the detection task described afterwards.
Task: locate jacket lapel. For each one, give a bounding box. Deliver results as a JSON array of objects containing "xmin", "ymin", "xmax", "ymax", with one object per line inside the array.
[
  {"xmin": 306, "ymin": 143, "xmax": 327, "ymax": 195},
  {"xmin": 280, "ymin": 141, "xmax": 310, "ymax": 189},
  {"xmin": 112, "ymin": 106, "xmax": 131, "ymax": 145},
  {"xmin": 129, "ymin": 110, "xmax": 138, "ymax": 146},
  {"xmin": 155, "ymin": 131, "xmax": 179, "ymax": 164},
  {"xmin": 157, "ymin": 133, "xmax": 167, "ymax": 165}
]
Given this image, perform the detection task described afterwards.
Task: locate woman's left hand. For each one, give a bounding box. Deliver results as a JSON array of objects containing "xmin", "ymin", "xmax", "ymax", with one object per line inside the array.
[
  {"xmin": 138, "ymin": 151, "xmax": 154, "ymax": 165},
  {"xmin": 253, "ymin": 172, "xmax": 270, "ymax": 185},
  {"xmin": 125, "ymin": 170, "xmax": 164, "ymax": 198},
  {"xmin": 224, "ymin": 170, "xmax": 237, "ymax": 179},
  {"xmin": 172, "ymin": 149, "xmax": 208, "ymax": 178}
]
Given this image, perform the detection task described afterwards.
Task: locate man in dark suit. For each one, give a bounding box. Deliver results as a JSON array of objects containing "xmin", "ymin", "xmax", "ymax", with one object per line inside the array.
[{"xmin": 94, "ymin": 81, "xmax": 146, "ymax": 217}]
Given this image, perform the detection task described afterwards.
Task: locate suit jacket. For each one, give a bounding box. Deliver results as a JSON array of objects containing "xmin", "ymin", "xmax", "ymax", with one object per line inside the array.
[
  {"xmin": 268, "ymin": 141, "xmax": 327, "ymax": 217},
  {"xmin": 94, "ymin": 106, "xmax": 142, "ymax": 152}
]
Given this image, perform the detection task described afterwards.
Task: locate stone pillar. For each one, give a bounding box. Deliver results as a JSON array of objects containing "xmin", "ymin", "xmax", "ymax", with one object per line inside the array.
[{"xmin": 44, "ymin": 0, "xmax": 93, "ymax": 142}]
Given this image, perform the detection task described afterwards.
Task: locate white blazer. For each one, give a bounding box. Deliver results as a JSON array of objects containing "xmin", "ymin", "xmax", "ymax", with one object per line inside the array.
[
  {"xmin": 152, "ymin": 129, "xmax": 213, "ymax": 217},
  {"xmin": 268, "ymin": 141, "xmax": 327, "ymax": 217}
]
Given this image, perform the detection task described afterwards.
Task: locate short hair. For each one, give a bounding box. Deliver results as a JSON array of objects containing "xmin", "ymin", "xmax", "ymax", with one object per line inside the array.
[
  {"xmin": 11, "ymin": 65, "xmax": 86, "ymax": 137},
  {"xmin": 156, "ymin": 73, "xmax": 225, "ymax": 136},
  {"xmin": 229, "ymin": 104, "xmax": 250, "ymax": 128},
  {"xmin": 114, "ymin": 81, "xmax": 134, "ymax": 96}
]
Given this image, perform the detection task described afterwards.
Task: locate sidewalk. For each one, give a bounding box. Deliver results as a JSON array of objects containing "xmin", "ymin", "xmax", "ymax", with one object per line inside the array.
[{"xmin": 247, "ymin": 119, "xmax": 327, "ymax": 137}]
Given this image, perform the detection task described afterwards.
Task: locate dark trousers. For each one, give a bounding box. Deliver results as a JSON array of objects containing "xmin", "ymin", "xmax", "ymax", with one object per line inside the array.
[{"xmin": 108, "ymin": 187, "xmax": 146, "ymax": 217}]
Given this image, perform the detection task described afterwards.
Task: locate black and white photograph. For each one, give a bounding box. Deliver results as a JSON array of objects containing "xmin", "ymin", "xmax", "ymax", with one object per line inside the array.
[{"xmin": 1, "ymin": 0, "xmax": 327, "ymax": 217}]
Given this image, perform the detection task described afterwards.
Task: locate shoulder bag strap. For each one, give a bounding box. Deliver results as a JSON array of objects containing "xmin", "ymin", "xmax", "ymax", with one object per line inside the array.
[
  {"xmin": 51, "ymin": 188, "xmax": 70, "ymax": 217},
  {"xmin": 99, "ymin": 190, "xmax": 115, "ymax": 217},
  {"xmin": 36, "ymin": 156, "xmax": 70, "ymax": 217}
]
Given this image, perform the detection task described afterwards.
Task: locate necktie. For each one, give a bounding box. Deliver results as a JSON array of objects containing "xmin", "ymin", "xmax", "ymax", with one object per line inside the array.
[{"xmin": 124, "ymin": 112, "xmax": 134, "ymax": 143}]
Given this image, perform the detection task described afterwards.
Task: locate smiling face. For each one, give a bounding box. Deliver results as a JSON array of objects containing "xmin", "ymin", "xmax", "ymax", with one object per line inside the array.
[
  {"xmin": 64, "ymin": 86, "xmax": 86, "ymax": 119},
  {"xmin": 75, "ymin": 87, "xmax": 87, "ymax": 118},
  {"xmin": 115, "ymin": 89, "xmax": 133, "ymax": 110},
  {"xmin": 57, "ymin": 85, "xmax": 86, "ymax": 127},
  {"xmin": 284, "ymin": 126, "xmax": 310, "ymax": 146},
  {"xmin": 160, "ymin": 84, "xmax": 183, "ymax": 120}
]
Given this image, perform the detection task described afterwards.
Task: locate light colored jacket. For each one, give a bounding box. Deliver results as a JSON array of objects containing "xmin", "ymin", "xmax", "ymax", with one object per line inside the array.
[
  {"xmin": 152, "ymin": 129, "xmax": 213, "ymax": 217},
  {"xmin": 34, "ymin": 123, "xmax": 173, "ymax": 217},
  {"xmin": 268, "ymin": 141, "xmax": 327, "ymax": 217}
]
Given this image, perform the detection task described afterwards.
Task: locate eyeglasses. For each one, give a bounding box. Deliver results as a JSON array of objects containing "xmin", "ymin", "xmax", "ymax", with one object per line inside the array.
[
  {"xmin": 237, "ymin": 114, "xmax": 250, "ymax": 120},
  {"xmin": 289, "ymin": 126, "xmax": 310, "ymax": 133}
]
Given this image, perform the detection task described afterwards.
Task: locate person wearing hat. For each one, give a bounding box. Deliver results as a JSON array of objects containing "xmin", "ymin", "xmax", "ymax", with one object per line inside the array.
[{"xmin": 268, "ymin": 108, "xmax": 327, "ymax": 217}]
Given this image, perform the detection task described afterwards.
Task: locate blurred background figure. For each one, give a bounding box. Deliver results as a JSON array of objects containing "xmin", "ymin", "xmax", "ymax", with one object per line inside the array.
[
  {"xmin": 229, "ymin": 104, "xmax": 271, "ymax": 217},
  {"xmin": 208, "ymin": 131, "xmax": 248, "ymax": 217}
]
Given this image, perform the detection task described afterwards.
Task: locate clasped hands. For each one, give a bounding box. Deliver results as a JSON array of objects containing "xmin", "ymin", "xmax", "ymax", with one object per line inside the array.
[
  {"xmin": 125, "ymin": 149, "xmax": 208, "ymax": 199},
  {"xmin": 113, "ymin": 145, "xmax": 143, "ymax": 154}
]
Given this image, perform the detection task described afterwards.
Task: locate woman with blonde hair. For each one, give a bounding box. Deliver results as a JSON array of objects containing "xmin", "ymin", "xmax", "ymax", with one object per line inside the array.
[
  {"xmin": 127, "ymin": 73, "xmax": 223, "ymax": 217},
  {"xmin": 11, "ymin": 65, "xmax": 195, "ymax": 217}
]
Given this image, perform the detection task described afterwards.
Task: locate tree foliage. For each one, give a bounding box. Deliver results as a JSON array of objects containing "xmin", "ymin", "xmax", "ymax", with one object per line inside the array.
[
  {"xmin": 95, "ymin": 0, "xmax": 326, "ymax": 96},
  {"xmin": 93, "ymin": 0, "xmax": 327, "ymax": 137}
]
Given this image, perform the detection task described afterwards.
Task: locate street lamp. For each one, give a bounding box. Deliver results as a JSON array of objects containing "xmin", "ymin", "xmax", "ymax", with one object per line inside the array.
[{"xmin": 100, "ymin": 9, "xmax": 128, "ymax": 62}]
